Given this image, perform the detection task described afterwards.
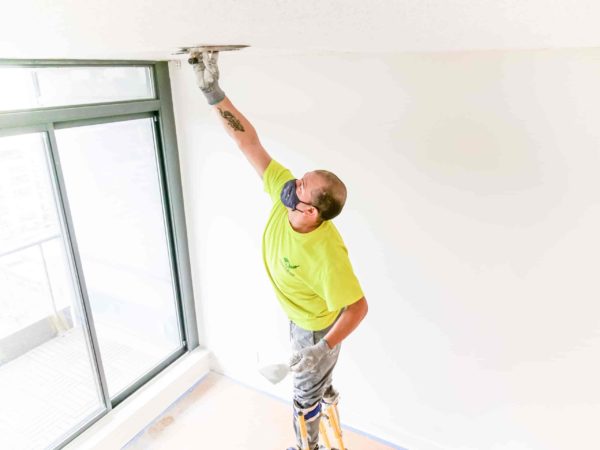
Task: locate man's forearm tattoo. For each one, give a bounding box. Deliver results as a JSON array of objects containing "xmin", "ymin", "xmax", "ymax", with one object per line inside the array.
[{"xmin": 218, "ymin": 108, "xmax": 245, "ymax": 132}]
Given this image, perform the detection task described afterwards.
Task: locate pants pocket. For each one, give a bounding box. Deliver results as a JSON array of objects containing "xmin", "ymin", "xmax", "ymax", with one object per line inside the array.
[
  {"xmin": 312, "ymin": 327, "xmax": 326, "ymax": 345},
  {"xmin": 291, "ymin": 322, "xmax": 317, "ymax": 351}
]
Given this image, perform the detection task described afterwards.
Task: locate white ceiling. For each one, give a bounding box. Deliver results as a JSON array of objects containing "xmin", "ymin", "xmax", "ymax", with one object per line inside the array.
[{"xmin": 1, "ymin": 0, "xmax": 600, "ymax": 60}]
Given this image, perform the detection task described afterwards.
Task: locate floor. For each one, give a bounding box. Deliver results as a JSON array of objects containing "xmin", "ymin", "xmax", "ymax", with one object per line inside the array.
[{"xmin": 123, "ymin": 371, "xmax": 397, "ymax": 450}]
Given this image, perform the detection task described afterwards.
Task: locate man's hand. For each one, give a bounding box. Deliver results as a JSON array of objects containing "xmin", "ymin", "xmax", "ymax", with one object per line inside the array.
[
  {"xmin": 289, "ymin": 339, "xmax": 332, "ymax": 373},
  {"xmin": 189, "ymin": 51, "xmax": 225, "ymax": 105}
]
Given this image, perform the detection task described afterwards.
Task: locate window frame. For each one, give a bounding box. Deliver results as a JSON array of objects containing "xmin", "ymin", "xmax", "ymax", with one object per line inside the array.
[{"xmin": 0, "ymin": 59, "xmax": 198, "ymax": 450}]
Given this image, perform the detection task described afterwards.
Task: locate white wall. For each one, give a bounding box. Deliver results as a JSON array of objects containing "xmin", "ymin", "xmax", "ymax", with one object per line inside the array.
[{"xmin": 168, "ymin": 48, "xmax": 600, "ymax": 450}]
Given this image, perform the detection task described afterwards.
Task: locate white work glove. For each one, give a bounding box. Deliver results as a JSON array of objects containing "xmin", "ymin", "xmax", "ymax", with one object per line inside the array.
[
  {"xmin": 189, "ymin": 50, "xmax": 225, "ymax": 105},
  {"xmin": 289, "ymin": 339, "xmax": 331, "ymax": 373}
]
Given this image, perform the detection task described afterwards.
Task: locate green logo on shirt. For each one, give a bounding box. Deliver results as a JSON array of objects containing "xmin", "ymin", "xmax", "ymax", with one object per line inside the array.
[{"xmin": 281, "ymin": 257, "xmax": 300, "ymax": 276}]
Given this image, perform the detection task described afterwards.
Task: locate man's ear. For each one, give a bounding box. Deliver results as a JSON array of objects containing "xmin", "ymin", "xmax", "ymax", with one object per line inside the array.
[{"xmin": 307, "ymin": 206, "xmax": 319, "ymax": 219}]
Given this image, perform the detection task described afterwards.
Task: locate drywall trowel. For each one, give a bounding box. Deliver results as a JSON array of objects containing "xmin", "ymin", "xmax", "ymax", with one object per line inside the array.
[
  {"xmin": 258, "ymin": 363, "xmax": 290, "ymax": 384},
  {"xmin": 257, "ymin": 350, "xmax": 298, "ymax": 384},
  {"xmin": 173, "ymin": 44, "xmax": 249, "ymax": 60}
]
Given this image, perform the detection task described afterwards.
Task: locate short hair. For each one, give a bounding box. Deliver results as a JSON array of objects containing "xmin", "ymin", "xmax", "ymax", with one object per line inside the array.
[{"xmin": 310, "ymin": 170, "xmax": 347, "ymax": 221}]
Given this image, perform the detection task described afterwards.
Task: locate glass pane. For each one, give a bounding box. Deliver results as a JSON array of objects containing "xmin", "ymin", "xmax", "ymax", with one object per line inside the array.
[
  {"xmin": 0, "ymin": 69, "xmax": 38, "ymax": 111},
  {"xmin": 0, "ymin": 133, "xmax": 105, "ymax": 450},
  {"xmin": 0, "ymin": 66, "xmax": 154, "ymax": 112},
  {"xmin": 55, "ymin": 118, "xmax": 182, "ymax": 397}
]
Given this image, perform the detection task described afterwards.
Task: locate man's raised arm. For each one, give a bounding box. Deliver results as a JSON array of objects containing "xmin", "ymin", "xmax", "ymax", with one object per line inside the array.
[
  {"xmin": 212, "ymin": 97, "xmax": 272, "ymax": 178},
  {"xmin": 190, "ymin": 51, "xmax": 271, "ymax": 178}
]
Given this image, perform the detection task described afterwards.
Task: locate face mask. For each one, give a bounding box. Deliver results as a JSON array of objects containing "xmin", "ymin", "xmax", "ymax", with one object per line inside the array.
[
  {"xmin": 280, "ymin": 179, "xmax": 302, "ymax": 210},
  {"xmin": 281, "ymin": 179, "xmax": 320, "ymax": 214}
]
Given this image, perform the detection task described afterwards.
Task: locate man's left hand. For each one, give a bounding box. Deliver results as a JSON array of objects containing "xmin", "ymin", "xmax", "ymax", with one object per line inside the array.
[{"xmin": 289, "ymin": 339, "xmax": 331, "ymax": 373}]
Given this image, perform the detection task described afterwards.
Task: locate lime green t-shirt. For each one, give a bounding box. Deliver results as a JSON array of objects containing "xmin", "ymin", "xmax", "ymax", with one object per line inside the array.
[{"xmin": 262, "ymin": 159, "xmax": 364, "ymax": 331}]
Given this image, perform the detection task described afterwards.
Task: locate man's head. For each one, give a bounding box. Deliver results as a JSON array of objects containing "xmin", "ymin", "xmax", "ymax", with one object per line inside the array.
[
  {"xmin": 281, "ymin": 170, "xmax": 347, "ymax": 225},
  {"xmin": 309, "ymin": 170, "xmax": 347, "ymax": 220}
]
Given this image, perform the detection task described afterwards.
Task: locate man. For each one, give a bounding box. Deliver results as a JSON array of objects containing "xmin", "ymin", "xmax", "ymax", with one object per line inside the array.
[{"xmin": 191, "ymin": 51, "xmax": 368, "ymax": 450}]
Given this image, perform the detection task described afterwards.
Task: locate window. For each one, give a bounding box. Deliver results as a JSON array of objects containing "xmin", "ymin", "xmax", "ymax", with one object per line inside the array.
[
  {"xmin": 0, "ymin": 61, "xmax": 196, "ymax": 450},
  {"xmin": 55, "ymin": 118, "xmax": 181, "ymax": 396},
  {"xmin": 0, "ymin": 66, "xmax": 154, "ymax": 111},
  {"xmin": 0, "ymin": 132, "xmax": 104, "ymax": 448}
]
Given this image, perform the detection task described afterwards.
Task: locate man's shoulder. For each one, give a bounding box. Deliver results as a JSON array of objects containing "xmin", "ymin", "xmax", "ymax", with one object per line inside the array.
[
  {"xmin": 263, "ymin": 159, "xmax": 294, "ymax": 203},
  {"xmin": 323, "ymin": 221, "xmax": 345, "ymax": 243},
  {"xmin": 313, "ymin": 222, "xmax": 347, "ymax": 255},
  {"xmin": 264, "ymin": 159, "xmax": 294, "ymax": 182}
]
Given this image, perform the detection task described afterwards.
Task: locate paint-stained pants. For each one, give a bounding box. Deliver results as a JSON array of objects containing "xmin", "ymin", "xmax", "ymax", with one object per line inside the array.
[{"xmin": 290, "ymin": 316, "xmax": 342, "ymax": 449}]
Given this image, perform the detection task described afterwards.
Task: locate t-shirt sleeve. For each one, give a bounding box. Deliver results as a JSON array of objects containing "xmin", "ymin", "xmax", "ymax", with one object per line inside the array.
[
  {"xmin": 263, "ymin": 159, "xmax": 295, "ymax": 204},
  {"xmin": 312, "ymin": 246, "xmax": 364, "ymax": 312}
]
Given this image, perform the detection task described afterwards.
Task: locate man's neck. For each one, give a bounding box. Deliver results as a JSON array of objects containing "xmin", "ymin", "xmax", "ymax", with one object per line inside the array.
[{"xmin": 288, "ymin": 212, "xmax": 322, "ymax": 234}]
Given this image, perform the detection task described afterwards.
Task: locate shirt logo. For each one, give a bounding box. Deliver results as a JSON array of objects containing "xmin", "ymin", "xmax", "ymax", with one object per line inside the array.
[{"xmin": 281, "ymin": 257, "xmax": 300, "ymax": 276}]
